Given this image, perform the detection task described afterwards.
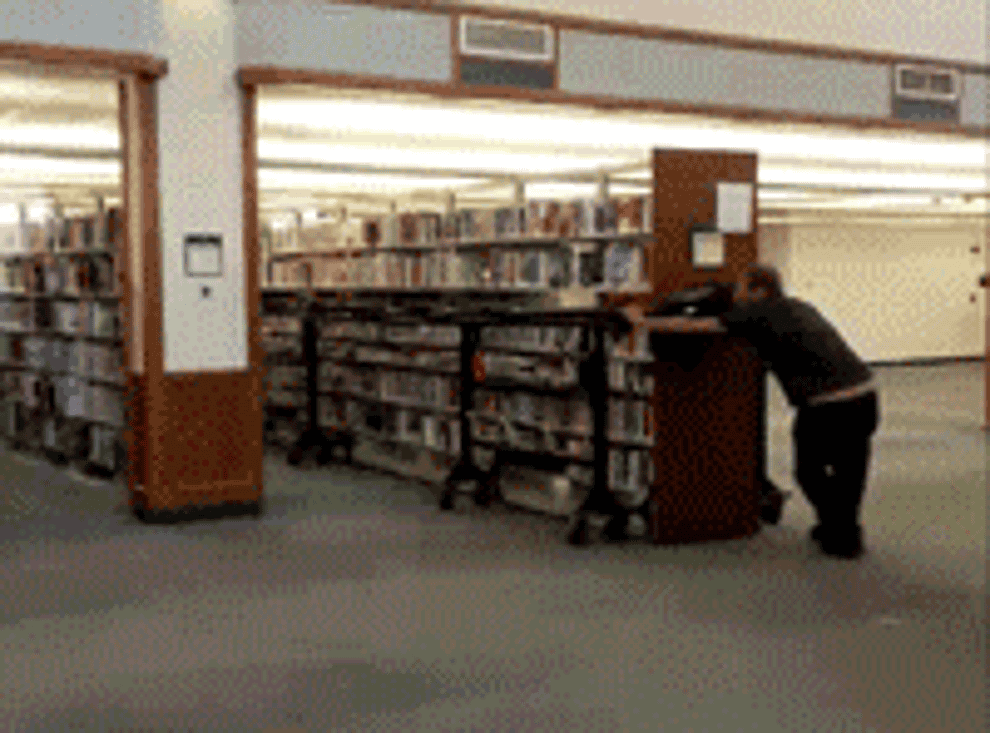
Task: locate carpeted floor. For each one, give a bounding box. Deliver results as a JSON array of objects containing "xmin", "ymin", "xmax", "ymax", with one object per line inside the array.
[{"xmin": 0, "ymin": 363, "xmax": 985, "ymax": 732}]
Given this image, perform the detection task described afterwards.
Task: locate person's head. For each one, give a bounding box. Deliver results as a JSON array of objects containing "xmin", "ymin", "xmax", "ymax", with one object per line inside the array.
[{"xmin": 735, "ymin": 264, "xmax": 784, "ymax": 306}]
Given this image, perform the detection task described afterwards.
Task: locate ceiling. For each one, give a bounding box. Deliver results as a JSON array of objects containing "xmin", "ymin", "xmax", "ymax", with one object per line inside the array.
[{"xmin": 0, "ymin": 72, "xmax": 986, "ymax": 220}]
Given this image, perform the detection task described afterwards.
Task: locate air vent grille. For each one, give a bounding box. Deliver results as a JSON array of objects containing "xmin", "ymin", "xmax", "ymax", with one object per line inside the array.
[
  {"xmin": 460, "ymin": 17, "xmax": 555, "ymax": 62},
  {"xmin": 894, "ymin": 64, "xmax": 961, "ymax": 102}
]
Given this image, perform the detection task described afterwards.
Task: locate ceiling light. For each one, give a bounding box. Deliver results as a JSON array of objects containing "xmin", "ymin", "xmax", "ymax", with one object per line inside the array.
[
  {"xmin": 258, "ymin": 170, "xmax": 490, "ymax": 193},
  {"xmin": 759, "ymin": 166, "xmax": 988, "ymax": 191},
  {"xmin": 259, "ymin": 98, "xmax": 988, "ymax": 169},
  {"xmin": 0, "ymin": 125, "xmax": 119, "ymax": 150}
]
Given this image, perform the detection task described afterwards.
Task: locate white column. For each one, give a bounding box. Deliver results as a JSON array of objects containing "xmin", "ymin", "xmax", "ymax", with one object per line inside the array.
[{"xmin": 156, "ymin": 0, "xmax": 246, "ymax": 372}]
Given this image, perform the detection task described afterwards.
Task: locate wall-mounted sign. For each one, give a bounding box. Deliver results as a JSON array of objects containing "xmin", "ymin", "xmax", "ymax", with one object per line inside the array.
[
  {"xmin": 716, "ymin": 182, "xmax": 754, "ymax": 234},
  {"xmin": 184, "ymin": 233, "xmax": 222, "ymax": 277},
  {"xmin": 691, "ymin": 227, "xmax": 725, "ymax": 270}
]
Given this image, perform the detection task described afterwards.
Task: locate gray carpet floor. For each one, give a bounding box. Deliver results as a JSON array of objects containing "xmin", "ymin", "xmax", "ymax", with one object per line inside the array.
[{"xmin": 0, "ymin": 363, "xmax": 986, "ymax": 732}]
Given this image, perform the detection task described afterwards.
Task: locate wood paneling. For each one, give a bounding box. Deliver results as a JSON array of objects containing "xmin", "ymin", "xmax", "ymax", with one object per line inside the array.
[
  {"xmin": 0, "ymin": 41, "xmax": 167, "ymax": 78},
  {"xmin": 242, "ymin": 82, "xmax": 266, "ymax": 496},
  {"xmin": 652, "ymin": 149, "xmax": 758, "ymax": 294},
  {"xmin": 645, "ymin": 148, "xmax": 763, "ymax": 544},
  {"xmin": 154, "ymin": 372, "xmax": 261, "ymax": 501},
  {"xmin": 649, "ymin": 336, "xmax": 764, "ymax": 543}
]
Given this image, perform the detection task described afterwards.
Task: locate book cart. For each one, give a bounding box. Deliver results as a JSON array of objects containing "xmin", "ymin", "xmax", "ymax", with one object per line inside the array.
[{"xmin": 0, "ymin": 197, "xmax": 127, "ymax": 477}]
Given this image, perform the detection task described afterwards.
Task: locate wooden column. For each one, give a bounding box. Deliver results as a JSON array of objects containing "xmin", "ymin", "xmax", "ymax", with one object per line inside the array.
[
  {"xmin": 981, "ymin": 271, "xmax": 990, "ymax": 430},
  {"xmin": 647, "ymin": 148, "xmax": 764, "ymax": 545}
]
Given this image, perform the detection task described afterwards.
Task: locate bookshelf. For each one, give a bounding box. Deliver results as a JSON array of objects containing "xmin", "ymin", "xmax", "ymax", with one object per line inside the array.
[
  {"xmin": 0, "ymin": 198, "xmax": 126, "ymax": 476},
  {"xmin": 257, "ymin": 192, "xmax": 658, "ymax": 533}
]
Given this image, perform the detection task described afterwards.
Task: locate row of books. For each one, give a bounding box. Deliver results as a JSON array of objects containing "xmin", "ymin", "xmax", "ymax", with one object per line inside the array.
[
  {"xmin": 268, "ymin": 196, "xmax": 653, "ymax": 253},
  {"xmin": 1, "ymin": 402, "xmax": 121, "ymax": 468},
  {"xmin": 0, "ymin": 300, "xmax": 120, "ymax": 338},
  {"xmin": 4, "ymin": 257, "xmax": 118, "ymax": 296},
  {"xmin": 267, "ymin": 241, "xmax": 646, "ymax": 292},
  {"xmin": 478, "ymin": 351, "xmax": 581, "ymax": 389},
  {"xmin": 0, "ymin": 208, "xmax": 123, "ymax": 255},
  {"xmin": 319, "ymin": 320, "xmax": 460, "ymax": 347},
  {"xmin": 5, "ymin": 371, "xmax": 124, "ymax": 425},
  {"xmin": 609, "ymin": 449, "xmax": 655, "ymax": 499},
  {"xmin": 18, "ymin": 337, "xmax": 122, "ymax": 380},
  {"xmin": 315, "ymin": 395, "xmax": 464, "ymax": 455},
  {"xmin": 608, "ymin": 360, "xmax": 655, "ymax": 396},
  {"xmin": 317, "ymin": 365, "xmax": 459, "ymax": 411},
  {"xmin": 607, "ymin": 399, "xmax": 653, "ymax": 444},
  {"xmin": 474, "ymin": 391, "xmax": 593, "ymax": 434},
  {"xmin": 479, "ymin": 325, "xmax": 583, "ymax": 353}
]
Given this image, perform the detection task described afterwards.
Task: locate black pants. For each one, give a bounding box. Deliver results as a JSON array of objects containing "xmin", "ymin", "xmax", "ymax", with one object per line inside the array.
[{"xmin": 793, "ymin": 391, "xmax": 879, "ymax": 530}]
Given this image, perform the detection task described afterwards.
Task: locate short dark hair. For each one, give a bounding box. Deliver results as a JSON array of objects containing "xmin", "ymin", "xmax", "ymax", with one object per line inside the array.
[{"xmin": 742, "ymin": 264, "xmax": 784, "ymax": 300}]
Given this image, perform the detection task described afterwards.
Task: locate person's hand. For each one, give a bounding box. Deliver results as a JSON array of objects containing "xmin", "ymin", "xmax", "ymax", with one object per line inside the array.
[{"xmin": 621, "ymin": 304, "xmax": 646, "ymax": 324}]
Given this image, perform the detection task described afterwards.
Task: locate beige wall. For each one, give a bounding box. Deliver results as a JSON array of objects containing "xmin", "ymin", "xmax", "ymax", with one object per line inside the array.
[
  {"xmin": 761, "ymin": 219, "xmax": 987, "ymax": 362},
  {"xmin": 456, "ymin": 0, "xmax": 989, "ymax": 65}
]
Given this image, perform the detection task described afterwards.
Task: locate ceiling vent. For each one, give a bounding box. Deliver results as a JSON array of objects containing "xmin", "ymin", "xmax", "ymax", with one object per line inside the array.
[
  {"xmin": 894, "ymin": 64, "xmax": 961, "ymax": 102},
  {"xmin": 459, "ymin": 16, "xmax": 555, "ymax": 62}
]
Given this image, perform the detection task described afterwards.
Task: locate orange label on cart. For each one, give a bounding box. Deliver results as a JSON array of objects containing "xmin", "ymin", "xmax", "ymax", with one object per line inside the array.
[{"xmin": 472, "ymin": 353, "xmax": 486, "ymax": 382}]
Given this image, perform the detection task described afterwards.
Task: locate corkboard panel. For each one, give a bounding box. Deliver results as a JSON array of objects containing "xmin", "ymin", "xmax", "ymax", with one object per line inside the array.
[{"xmin": 648, "ymin": 336, "xmax": 765, "ymax": 544}]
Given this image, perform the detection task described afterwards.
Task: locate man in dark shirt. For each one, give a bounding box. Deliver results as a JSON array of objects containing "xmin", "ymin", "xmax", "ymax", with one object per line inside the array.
[
  {"xmin": 724, "ymin": 264, "xmax": 880, "ymax": 558},
  {"xmin": 640, "ymin": 264, "xmax": 879, "ymax": 558}
]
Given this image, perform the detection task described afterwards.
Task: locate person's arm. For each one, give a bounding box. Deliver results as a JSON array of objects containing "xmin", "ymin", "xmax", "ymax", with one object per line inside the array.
[{"xmin": 620, "ymin": 306, "xmax": 723, "ymax": 334}]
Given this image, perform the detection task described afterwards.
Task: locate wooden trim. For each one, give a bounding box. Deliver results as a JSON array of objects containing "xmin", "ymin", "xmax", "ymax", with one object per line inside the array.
[
  {"xmin": 450, "ymin": 12, "xmax": 461, "ymax": 85},
  {"xmin": 0, "ymin": 41, "xmax": 167, "ymax": 78},
  {"xmin": 239, "ymin": 65, "xmax": 990, "ymax": 140},
  {"xmin": 339, "ymin": 0, "xmax": 990, "ymax": 75},
  {"xmin": 132, "ymin": 76, "xmax": 165, "ymax": 494},
  {"xmin": 118, "ymin": 78, "xmax": 138, "ymax": 496},
  {"xmin": 242, "ymin": 82, "xmax": 266, "ymax": 482}
]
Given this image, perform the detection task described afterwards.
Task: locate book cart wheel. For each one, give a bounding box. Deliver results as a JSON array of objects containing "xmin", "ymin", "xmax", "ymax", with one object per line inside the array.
[
  {"xmin": 287, "ymin": 446, "xmax": 306, "ymax": 466},
  {"xmin": 567, "ymin": 515, "xmax": 592, "ymax": 546}
]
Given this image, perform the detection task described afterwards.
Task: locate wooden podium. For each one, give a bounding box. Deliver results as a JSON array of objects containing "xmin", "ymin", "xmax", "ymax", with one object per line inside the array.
[{"xmin": 644, "ymin": 149, "xmax": 765, "ymax": 544}]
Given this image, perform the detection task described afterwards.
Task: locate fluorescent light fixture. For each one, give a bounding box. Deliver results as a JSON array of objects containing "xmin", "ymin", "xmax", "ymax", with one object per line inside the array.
[
  {"xmin": 259, "ymin": 140, "xmax": 643, "ymax": 177},
  {"xmin": 759, "ymin": 166, "xmax": 989, "ymax": 192},
  {"xmin": 0, "ymin": 125, "xmax": 119, "ymax": 150},
  {"xmin": 258, "ymin": 170, "xmax": 490, "ymax": 192},
  {"xmin": 0, "ymin": 156, "xmax": 119, "ymax": 175},
  {"xmin": 259, "ymin": 97, "xmax": 988, "ymax": 169}
]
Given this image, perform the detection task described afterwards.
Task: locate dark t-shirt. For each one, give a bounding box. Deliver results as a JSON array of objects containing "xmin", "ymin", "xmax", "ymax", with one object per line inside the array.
[{"xmin": 717, "ymin": 296, "xmax": 873, "ymax": 407}]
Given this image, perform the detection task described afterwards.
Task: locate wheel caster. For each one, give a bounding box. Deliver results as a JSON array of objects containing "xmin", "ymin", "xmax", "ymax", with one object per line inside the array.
[
  {"xmin": 315, "ymin": 449, "xmax": 333, "ymax": 466},
  {"xmin": 246, "ymin": 499, "xmax": 263, "ymax": 518},
  {"xmin": 287, "ymin": 447, "xmax": 305, "ymax": 466},
  {"xmin": 601, "ymin": 515, "xmax": 631, "ymax": 543},
  {"xmin": 759, "ymin": 490, "xmax": 790, "ymax": 525},
  {"xmin": 567, "ymin": 516, "xmax": 591, "ymax": 546},
  {"xmin": 439, "ymin": 490, "xmax": 456, "ymax": 511}
]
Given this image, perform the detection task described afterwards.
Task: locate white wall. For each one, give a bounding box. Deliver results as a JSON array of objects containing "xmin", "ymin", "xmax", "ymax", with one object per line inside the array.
[
  {"xmin": 780, "ymin": 220, "xmax": 987, "ymax": 362},
  {"xmin": 458, "ymin": 0, "xmax": 990, "ymax": 66},
  {"xmin": 156, "ymin": 0, "xmax": 247, "ymax": 373}
]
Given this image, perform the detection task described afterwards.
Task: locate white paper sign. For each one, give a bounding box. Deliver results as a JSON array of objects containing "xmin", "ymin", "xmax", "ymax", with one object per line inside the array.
[
  {"xmin": 184, "ymin": 234, "xmax": 223, "ymax": 277},
  {"xmin": 716, "ymin": 182, "xmax": 754, "ymax": 234},
  {"xmin": 692, "ymin": 231, "xmax": 725, "ymax": 268}
]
